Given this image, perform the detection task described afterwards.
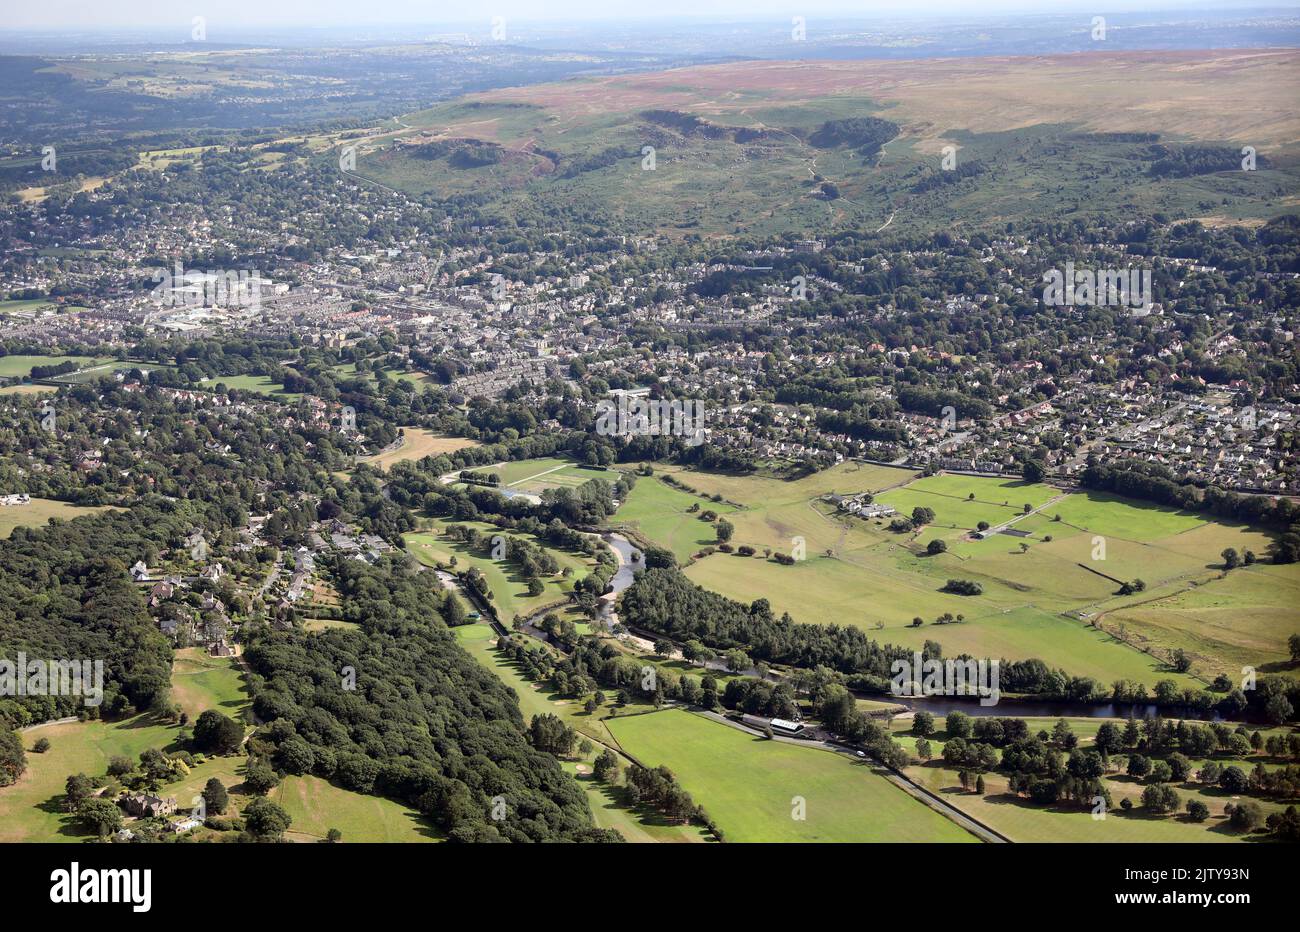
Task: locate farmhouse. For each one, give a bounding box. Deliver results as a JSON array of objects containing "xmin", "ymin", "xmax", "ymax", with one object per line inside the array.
[
  {"xmin": 858, "ymin": 503, "xmax": 897, "ymax": 518},
  {"xmin": 823, "ymin": 492, "xmax": 896, "ymax": 518},
  {"xmin": 120, "ymin": 794, "xmax": 177, "ymax": 818}
]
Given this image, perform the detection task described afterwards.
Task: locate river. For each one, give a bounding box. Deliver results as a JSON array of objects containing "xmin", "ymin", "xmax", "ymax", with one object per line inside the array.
[{"xmin": 604, "ymin": 532, "xmax": 642, "ymax": 596}]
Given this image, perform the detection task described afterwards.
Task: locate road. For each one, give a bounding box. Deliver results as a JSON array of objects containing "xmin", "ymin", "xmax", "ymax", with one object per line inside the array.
[
  {"xmin": 257, "ymin": 550, "xmax": 282, "ymax": 596},
  {"xmin": 979, "ymin": 491, "xmax": 1070, "ymax": 538}
]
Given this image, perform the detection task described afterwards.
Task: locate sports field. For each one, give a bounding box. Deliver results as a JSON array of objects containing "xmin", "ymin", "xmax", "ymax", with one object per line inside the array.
[
  {"xmin": 210, "ymin": 373, "xmax": 303, "ymax": 400},
  {"xmin": 607, "ymin": 708, "xmax": 978, "ymax": 842},
  {"xmin": 0, "ymin": 354, "xmax": 106, "ymax": 379},
  {"xmin": 480, "ymin": 457, "xmax": 623, "ymax": 494}
]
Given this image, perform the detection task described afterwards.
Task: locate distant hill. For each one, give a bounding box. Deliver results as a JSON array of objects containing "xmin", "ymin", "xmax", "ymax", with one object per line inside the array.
[{"xmin": 344, "ymin": 49, "xmax": 1300, "ymax": 237}]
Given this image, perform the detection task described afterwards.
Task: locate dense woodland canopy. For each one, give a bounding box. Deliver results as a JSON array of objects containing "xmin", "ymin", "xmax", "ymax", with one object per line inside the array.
[
  {"xmin": 242, "ymin": 555, "xmax": 617, "ymax": 842},
  {"xmin": 0, "ymin": 510, "xmax": 176, "ymax": 728}
]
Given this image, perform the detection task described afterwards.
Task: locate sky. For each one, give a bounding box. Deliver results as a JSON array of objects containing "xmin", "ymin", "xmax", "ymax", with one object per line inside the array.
[{"xmin": 1, "ymin": 0, "xmax": 1287, "ymax": 32}]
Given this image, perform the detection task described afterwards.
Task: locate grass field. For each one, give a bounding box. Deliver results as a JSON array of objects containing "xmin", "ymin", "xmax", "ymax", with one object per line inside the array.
[
  {"xmin": 0, "ymin": 499, "xmax": 116, "ymax": 538},
  {"xmin": 303, "ymin": 618, "xmax": 359, "ymax": 633},
  {"xmin": 492, "ymin": 457, "xmax": 573, "ymax": 485},
  {"xmin": 453, "ymin": 624, "xmax": 708, "ymax": 841},
  {"xmin": 272, "ymin": 775, "xmax": 440, "ymax": 843},
  {"xmin": 360, "ymin": 428, "xmax": 479, "ymax": 470},
  {"xmin": 877, "ymin": 474, "xmax": 1060, "ymax": 533},
  {"xmin": 607, "ymin": 708, "xmax": 978, "ymax": 842},
  {"xmin": 628, "ymin": 466, "xmax": 1293, "ymax": 686},
  {"xmin": 209, "ymin": 373, "xmax": 303, "ymax": 400},
  {"xmin": 0, "ymin": 713, "xmax": 246, "ymax": 843},
  {"xmin": 1105, "ymin": 565, "xmax": 1300, "ymax": 678},
  {"xmin": 0, "ymin": 299, "xmax": 60, "ymax": 314},
  {"xmin": 0, "ymin": 299, "xmax": 90, "ymax": 314},
  {"xmin": 169, "ymin": 648, "xmax": 250, "ymax": 722},
  {"xmin": 511, "ymin": 461, "xmax": 623, "ymax": 495},
  {"xmin": 903, "ymin": 763, "xmax": 1266, "ymax": 843},
  {"xmin": 616, "ymin": 476, "xmax": 737, "ymax": 561},
  {"xmin": 890, "ymin": 716, "xmax": 1292, "ymax": 842},
  {"xmin": 477, "ymin": 456, "xmax": 623, "ymax": 494},
  {"xmin": 408, "ymin": 518, "xmax": 601, "ymax": 619},
  {"xmin": 1047, "ymin": 491, "xmax": 1208, "ymax": 541},
  {"xmin": 0, "ymin": 354, "xmax": 105, "ymax": 379}
]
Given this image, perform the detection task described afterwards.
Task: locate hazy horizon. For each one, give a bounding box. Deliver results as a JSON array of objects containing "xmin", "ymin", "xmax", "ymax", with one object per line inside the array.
[{"xmin": 2, "ymin": 0, "xmax": 1294, "ymax": 33}]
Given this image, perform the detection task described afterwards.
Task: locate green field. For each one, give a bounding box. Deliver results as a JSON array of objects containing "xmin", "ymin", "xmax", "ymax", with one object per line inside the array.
[
  {"xmin": 607, "ymin": 708, "xmax": 978, "ymax": 842},
  {"xmin": 890, "ymin": 716, "xmax": 1292, "ymax": 842},
  {"xmin": 903, "ymin": 762, "xmax": 1263, "ymax": 843},
  {"xmin": 272, "ymin": 775, "xmax": 440, "ymax": 843},
  {"xmin": 0, "ymin": 714, "xmax": 247, "ymax": 843},
  {"xmin": 169, "ymin": 648, "xmax": 250, "ymax": 723},
  {"xmin": 0, "ymin": 354, "xmax": 106, "ymax": 379},
  {"xmin": 492, "ymin": 457, "xmax": 572, "ymax": 485},
  {"xmin": 0, "ymin": 299, "xmax": 60, "ymax": 314},
  {"xmin": 625, "ymin": 466, "xmax": 1297, "ymax": 686},
  {"xmin": 476, "ymin": 456, "xmax": 623, "ymax": 494},
  {"xmin": 511, "ymin": 462, "xmax": 623, "ymax": 495},
  {"xmin": 408, "ymin": 518, "xmax": 601, "ymax": 619},
  {"xmin": 877, "ymin": 474, "xmax": 1060, "ymax": 533},
  {"xmin": 1046, "ymin": 491, "xmax": 1208, "ymax": 541},
  {"xmin": 453, "ymin": 624, "xmax": 708, "ymax": 842},
  {"xmin": 0, "ymin": 499, "xmax": 116, "ymax": 538},
  {"xmin": 209, "ymin": 373, "xmax": 303, "ymax": 400},
  {"xmin": 616, "ymin": 476, "xmax": 737, "ymax": 561},
  {"xmin": 1105, "ymin": 564, "xmax": 1300, "ymax": 678}
]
